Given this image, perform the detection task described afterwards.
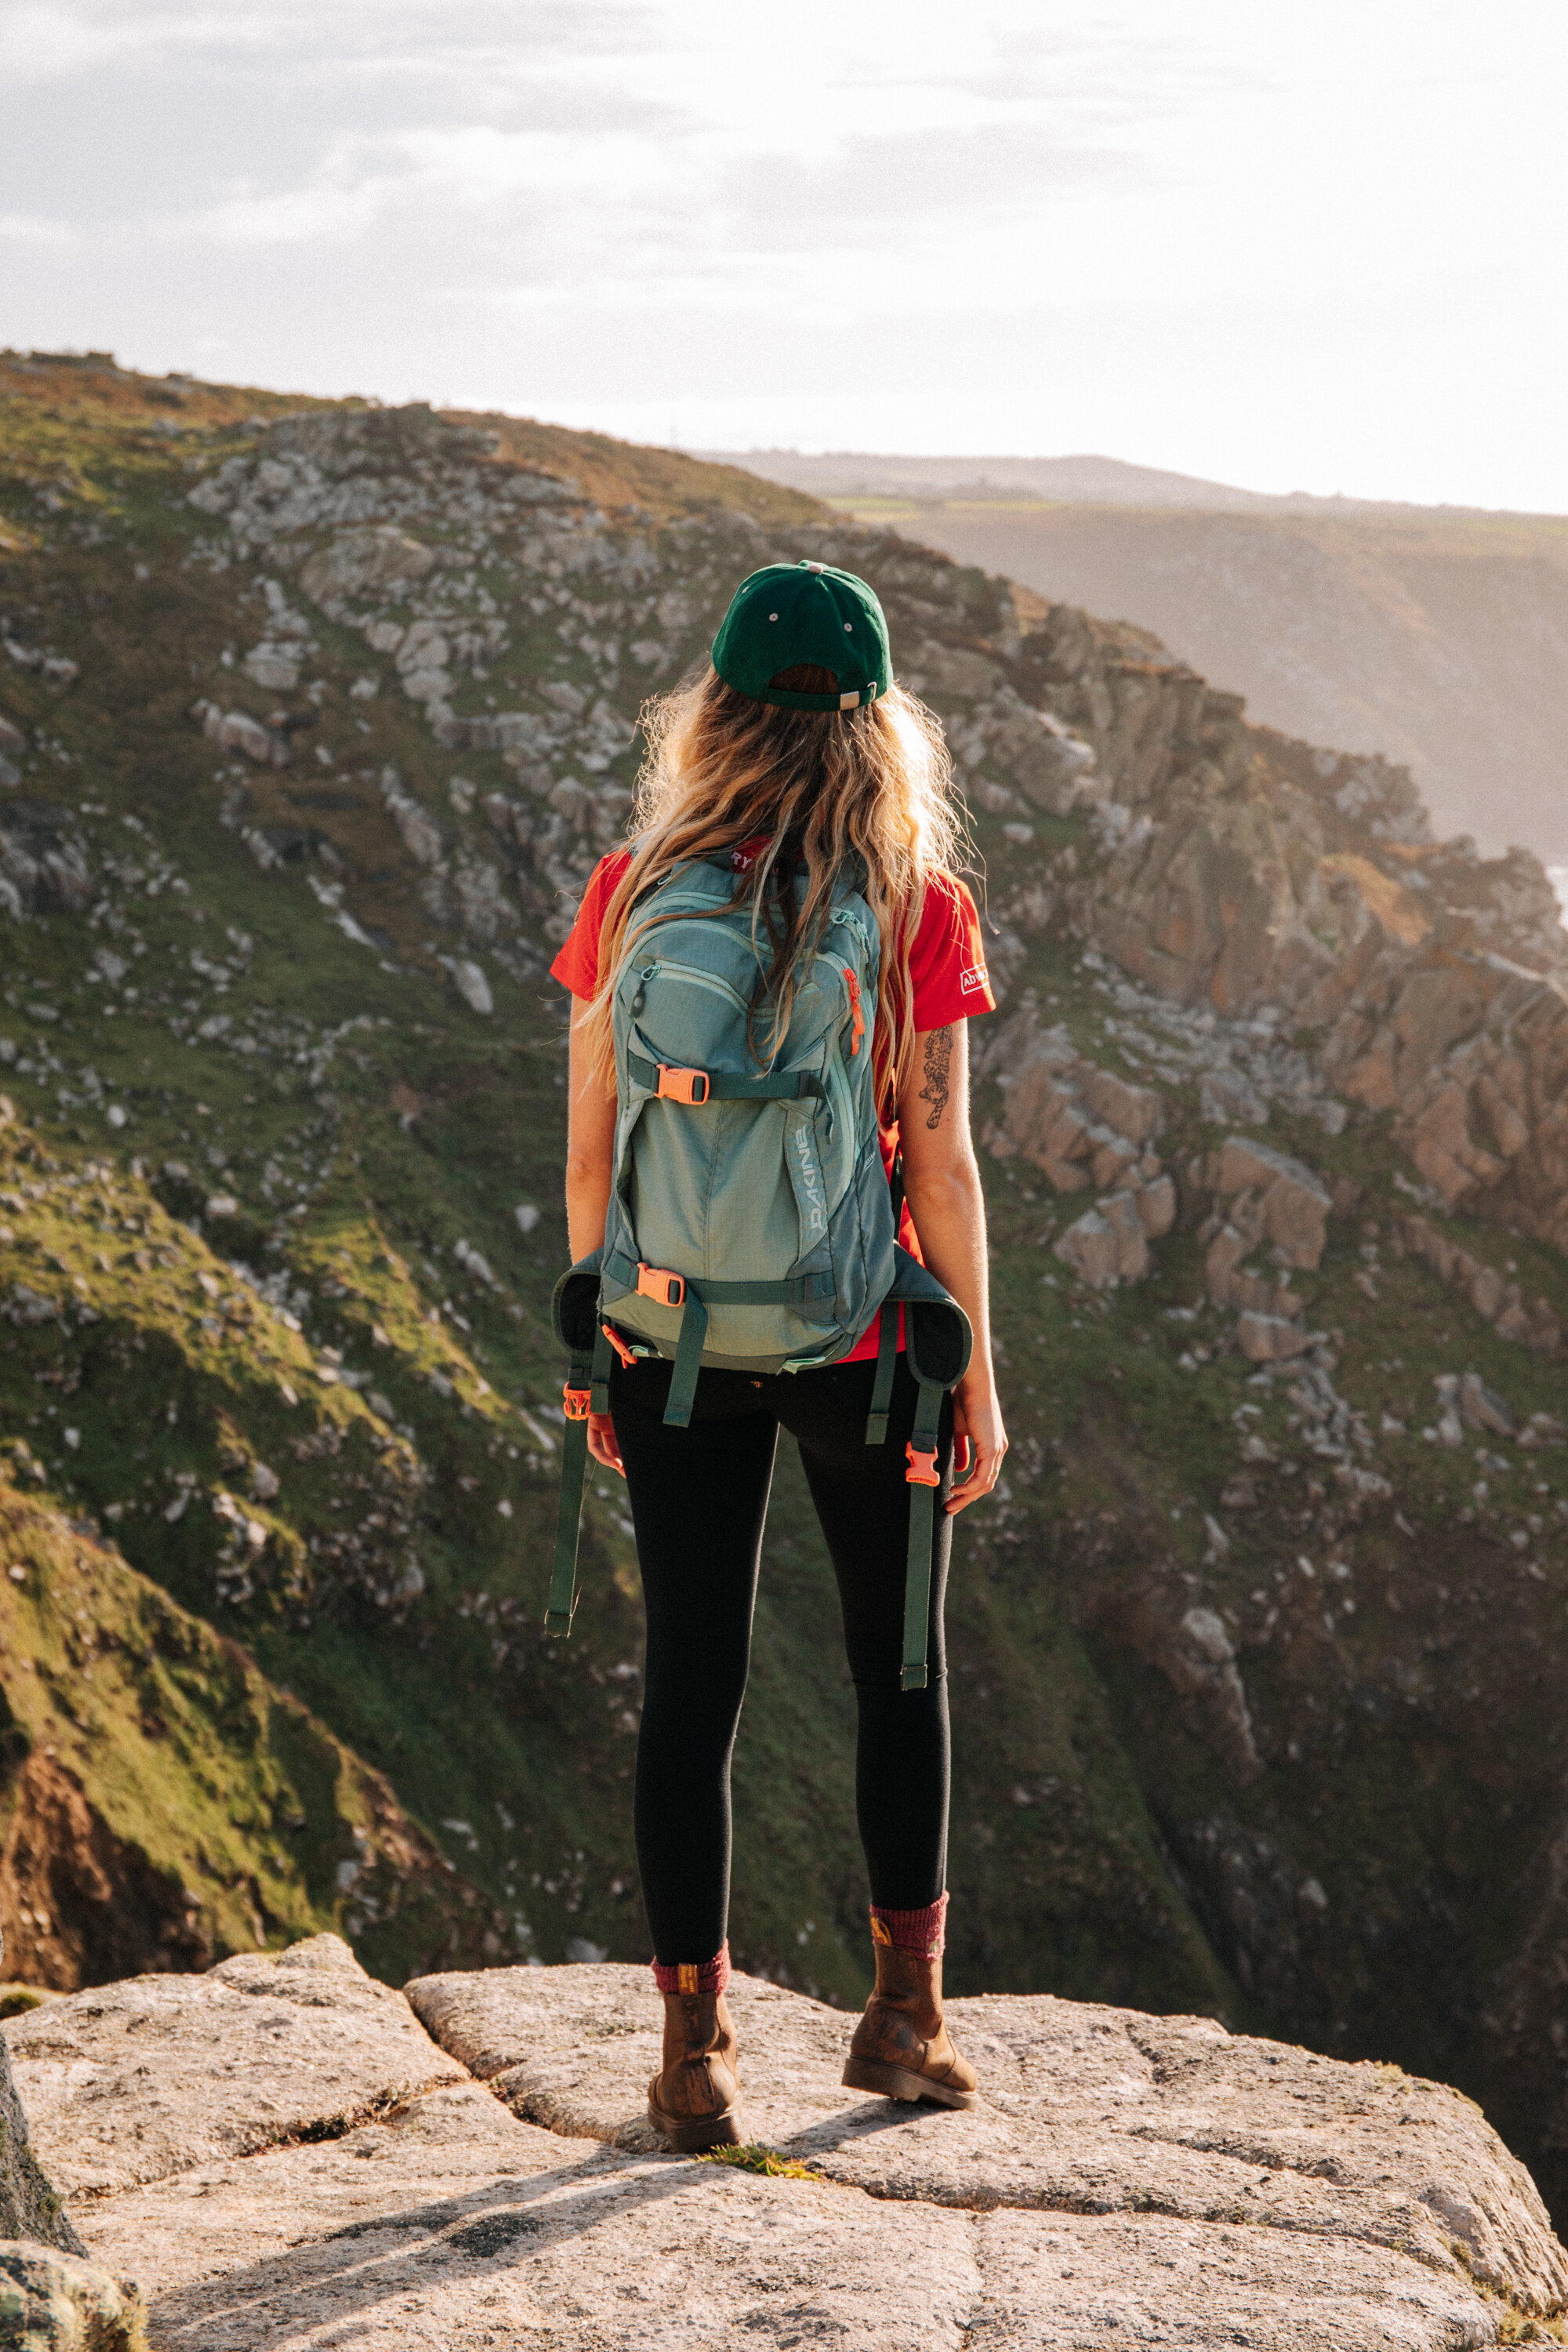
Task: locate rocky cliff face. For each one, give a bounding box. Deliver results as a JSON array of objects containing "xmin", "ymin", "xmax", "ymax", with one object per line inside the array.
[
  {"xmin": 6, "ymin": 1933, "xmax": 1567, "ymax": 2348},
  {"xmin": 5, "ymin": 357, "xmax": 1568, "ymax": 2239}
]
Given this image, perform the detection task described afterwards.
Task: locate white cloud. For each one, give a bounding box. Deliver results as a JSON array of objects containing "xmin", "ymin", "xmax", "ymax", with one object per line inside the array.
[
  {"xmin": 0, "ymin": 209, "xmax": 76, "ymax": 245},
  {"xmin": 2, "ymin": 0, "xmax": 1563, "ymax": 507}
]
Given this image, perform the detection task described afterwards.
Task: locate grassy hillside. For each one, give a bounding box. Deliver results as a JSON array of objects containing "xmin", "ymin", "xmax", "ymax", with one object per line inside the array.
[
  {"xmin": 0, "ymin": 1468, "xmax": 509, "ymax": 1990},
  {"xmin": 6, "ymin": 350, "xmax": 1568, "ymax": 2220}
]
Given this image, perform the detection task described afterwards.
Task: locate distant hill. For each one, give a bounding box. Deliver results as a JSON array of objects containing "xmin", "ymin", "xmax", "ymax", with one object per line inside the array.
[
  {"xmin": 700, "ymin": 448, "xmax": 1515, "ymax": 517},
  {"xmin": 710, "ymin": 456, "xmax": 1568, "ymax": 863}
]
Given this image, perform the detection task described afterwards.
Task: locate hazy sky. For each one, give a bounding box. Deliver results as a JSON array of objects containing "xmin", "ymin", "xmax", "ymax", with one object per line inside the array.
[{"xmin": 2, "ymin": 1, "xmax": 1563, "ymax": 508}]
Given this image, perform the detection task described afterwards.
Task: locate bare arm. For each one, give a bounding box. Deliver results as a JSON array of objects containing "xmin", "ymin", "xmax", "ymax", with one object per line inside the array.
[
  {"xmin": 897, "ymin": 1022, "xmax": 1007, "ymax": 1514},
  {"xmin": 564, "ymin": 997, "xmax": 623, "ymax": 1475},
  {"xmin": 566, "ymin": 997, "xmax": 617, "ymax": 1261}
]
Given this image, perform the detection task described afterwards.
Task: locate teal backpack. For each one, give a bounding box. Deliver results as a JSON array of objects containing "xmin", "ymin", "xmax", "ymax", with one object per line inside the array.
[{"xmin": 546, "ymin": 850, "xmax": 971, "ymax": 1690}]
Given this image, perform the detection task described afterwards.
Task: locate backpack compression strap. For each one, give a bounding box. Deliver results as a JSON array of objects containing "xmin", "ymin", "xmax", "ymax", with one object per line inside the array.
[
  {"xmin": 901, "ymin": 1375, "xmax": 945, "ymax": 1691},
  {"xmin": 546, "ymin": 1319, "xmax": 612, "ymax": 1638},
  {"xmin": 603, "ymin": 1251, "xmax": 836, "ymax": 1427},
  {"xmin": 887, "ymin": 1255, "xmax": 973, "ymax": 1693}
]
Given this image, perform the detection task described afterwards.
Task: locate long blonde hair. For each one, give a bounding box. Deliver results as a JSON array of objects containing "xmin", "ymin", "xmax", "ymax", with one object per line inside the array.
[{"xmin": 582, "ymin": 663, "xmax": 967, "ymax": 1117}]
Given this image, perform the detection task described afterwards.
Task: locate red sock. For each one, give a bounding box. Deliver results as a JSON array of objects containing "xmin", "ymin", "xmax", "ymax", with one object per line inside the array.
[
  {"xmin": 651, "ymin": 1940, "xmax": 731, "ymax": 1995},
  {"xmin": 869, "ymin": 1893, "xmax": 948, "ymax": 1957}
]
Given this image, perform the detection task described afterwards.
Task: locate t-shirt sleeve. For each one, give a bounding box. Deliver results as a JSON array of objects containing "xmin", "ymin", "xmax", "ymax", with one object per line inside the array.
[
  {"xmin": 549, "ymin": 851, "xmax": 631, "ymax": 1000},
  {"xmin": 908, "ymin": 870, "xmax": 995, "ymax": 1030}
]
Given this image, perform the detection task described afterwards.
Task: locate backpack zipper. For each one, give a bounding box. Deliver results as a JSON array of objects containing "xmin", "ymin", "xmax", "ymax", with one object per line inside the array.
[
  {"xmin": 630, "ymin": 957, "xmax": 751, "ymax": 1015},
  {"xmin": 841, "ymin": 967, "xmax": 865, "ymax": 1056}
]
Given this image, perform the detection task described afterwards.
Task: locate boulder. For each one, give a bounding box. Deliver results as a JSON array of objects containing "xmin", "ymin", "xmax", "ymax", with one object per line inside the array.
[
  {"xmin": 378, "ymin": 771, "xmax": 445, "ymax": 867},
  {"xmin": 1214, "ymin": 1138, "xmax": 1331, "ymax": 1269},
  {"xmin": 441, "ymin": 957, "xmax": 494, "ymax": 1017},
  {"xmin": 0, "ymin": 2242, "xmax": 146, "ymax": 2350},
  {"xmin": 241, "ymin": 645, "xmax": 299, "ymax": 692},
  {"xmin": 1236, "ymin": 1310, "xmax": 1316, "ymax": 1363},
  {"xmin": 299, "ymin": 526, "xmax": 436, "ymax": 606},
  {"xmin": 1204, "ymin": 1205, "xmax": 1305, "ymax": 1322},
  {"xmin": 1134, "ymin": 1171, "xmax": 1178, "ymax": 1236},
  {"xmin": 1054, "ymin": 1208, "xmax": 1122, "ymax": 1288},
  {"xmin": 1077, "ymin": 1065, "xmax": 1164, "ymax": 1146},
  {"xmin": 197, "ymin": 704, "xmax": 288, "ymax": 768},
  {"xmin": 1098, "ymin": 1188, "xmax": 1150, "ymax": 1279}
]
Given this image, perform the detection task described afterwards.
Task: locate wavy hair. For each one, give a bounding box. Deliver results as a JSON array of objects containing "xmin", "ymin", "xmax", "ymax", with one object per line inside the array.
[{"xmin": 581, "ymin": 662, "xmax": 968, "ymax": 1117}]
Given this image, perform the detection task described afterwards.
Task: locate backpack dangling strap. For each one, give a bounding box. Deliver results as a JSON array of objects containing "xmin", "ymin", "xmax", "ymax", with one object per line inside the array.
[
  {"xmin": 662, "ymin": 1289, "xmax": 710, "ymax": 1429},
  {"xmin": 865, "ymin": 1300, "xmax": 898, "ymax": 1445},
  {"xmin": 900, "ymin": 1376, "xmax": 944, "ymax": 1692},
  {"xmin": 546, "ymin": 1321, "xmax": 613, "ymax": 1638}
]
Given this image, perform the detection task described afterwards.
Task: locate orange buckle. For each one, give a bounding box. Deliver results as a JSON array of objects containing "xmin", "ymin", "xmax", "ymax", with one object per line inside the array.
[
  {"xmin": 564, "ymin": 1385, "xmax": 591, "ymax": 1421},
  {"xmin": 656, "ymin": 1065, "xmax": 710, "ymax": 1105},
  {"xmin": 637, "ymin": 1262, "xmax": 687, "ymax": 1308},
  {"xmin": 602, "ymin": 1321, "xmax": 638, "ymax": 1370},
  {"xmin": 906, "ymin": 1442, "xmax": 940, "ymax": 1487}
]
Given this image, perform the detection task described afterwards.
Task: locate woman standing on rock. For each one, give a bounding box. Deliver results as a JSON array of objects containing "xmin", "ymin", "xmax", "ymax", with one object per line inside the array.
[{"xmin": 552, "ymin": 560, "xmax": 1005, "ymax": 2149}]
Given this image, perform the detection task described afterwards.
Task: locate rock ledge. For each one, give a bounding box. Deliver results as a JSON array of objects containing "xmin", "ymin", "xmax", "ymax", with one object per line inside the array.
[{"xmin": 3, "ymin": 1938, "xmax": 1563, "ymax": 2349}]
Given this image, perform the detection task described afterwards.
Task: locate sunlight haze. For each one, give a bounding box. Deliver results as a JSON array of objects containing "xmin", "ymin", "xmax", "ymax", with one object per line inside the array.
[{"xmin": 1, "ymin": 0, "xmax": 1563, "ymax": 508}]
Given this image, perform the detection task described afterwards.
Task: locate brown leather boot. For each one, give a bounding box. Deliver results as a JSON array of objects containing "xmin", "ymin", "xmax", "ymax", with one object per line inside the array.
[
  {"xmin": 842, "ymin": 1944, "xmax": 978, "ymax": 2110},
  {"xmin": 647, "ymin": 1989, "xmax": 744, "ymax": 2153}
]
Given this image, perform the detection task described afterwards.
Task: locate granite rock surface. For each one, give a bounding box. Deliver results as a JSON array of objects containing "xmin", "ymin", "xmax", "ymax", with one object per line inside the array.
[
  {"xmin": 3, "ymin": 1933, "xmax": 464, "ymax": 2198},
  {"xmin": 9, "ymin": 1940, "xmax": 1556, "ymax": 2348}
]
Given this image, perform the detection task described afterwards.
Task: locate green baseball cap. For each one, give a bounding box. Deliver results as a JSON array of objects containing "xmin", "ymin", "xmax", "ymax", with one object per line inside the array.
[{"xmin": 710, "ymin": 560, "xmax": 891, "ymax": 711}]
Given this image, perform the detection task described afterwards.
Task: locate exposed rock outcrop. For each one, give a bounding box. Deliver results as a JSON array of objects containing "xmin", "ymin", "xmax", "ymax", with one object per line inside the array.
[
  {"xmin": 8, "ymin": 1940, "xmax": 1566, "ymax": 2347},
  {"xmin": 982, "ymin": 1007, "xmax": 1174, "ymax": 1287},
  {"xmin": 0, "ymin": 1955, "xmax": 82, "ymax": 2256},
  {"xmin": 0, "ymin": 800, "xmax": 93, "ymax": 920},
  {"xmin": 1026, "ymin": 610, "xmax": 1568, "ymax": 1255}
]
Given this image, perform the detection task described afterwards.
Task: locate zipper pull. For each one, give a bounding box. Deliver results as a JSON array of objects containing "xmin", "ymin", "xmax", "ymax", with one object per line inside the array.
[
  {"xmin": 630, "ymin": 962, "xmax": 657, "ymax": 1018},
  {"xmin": 842, "ymin": 967, "xmax": 865, "ymax": 1057}
]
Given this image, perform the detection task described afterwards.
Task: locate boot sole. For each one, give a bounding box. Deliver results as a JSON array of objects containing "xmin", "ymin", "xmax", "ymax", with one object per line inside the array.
[
  {"xmin": 647, "ymin": 2096, "xmax": 746, "ymax": 2154},
  {"xmin": 841, "ymin": 2055, "xmax": 977, "ymax": 2110}
]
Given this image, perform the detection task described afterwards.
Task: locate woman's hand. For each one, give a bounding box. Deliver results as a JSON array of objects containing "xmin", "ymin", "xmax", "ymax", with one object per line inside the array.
[
  {"xmin": 587, "ymin": 1413, "xmax": 625, "ymax": 1478},
  {"xmin": 948, "ymin": 1374, "xmax": 1006, "ymax": 1515}
]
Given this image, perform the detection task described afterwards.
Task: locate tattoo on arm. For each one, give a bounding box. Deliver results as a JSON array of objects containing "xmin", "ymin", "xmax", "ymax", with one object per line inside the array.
[{"xmin": 919, "ymin": 1027, "xmax": 953, "ymax": 1130}]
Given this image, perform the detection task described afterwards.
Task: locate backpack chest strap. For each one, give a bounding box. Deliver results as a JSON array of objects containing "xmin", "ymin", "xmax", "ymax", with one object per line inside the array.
[{"xmin": 625, "ymin": 1051, "xmax": 826, "ymax": 1104}]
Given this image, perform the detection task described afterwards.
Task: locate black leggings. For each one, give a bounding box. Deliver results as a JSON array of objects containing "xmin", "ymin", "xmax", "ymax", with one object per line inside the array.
[{"xmin": 610, "ymin": 1351, "xmax": 956, "ymax": 1966}]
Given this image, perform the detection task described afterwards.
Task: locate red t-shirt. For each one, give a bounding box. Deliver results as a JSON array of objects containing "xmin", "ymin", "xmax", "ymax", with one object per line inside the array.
[{"xmin": 550, "ymin": 848, "xmax": 995, "ymax": 1362}]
